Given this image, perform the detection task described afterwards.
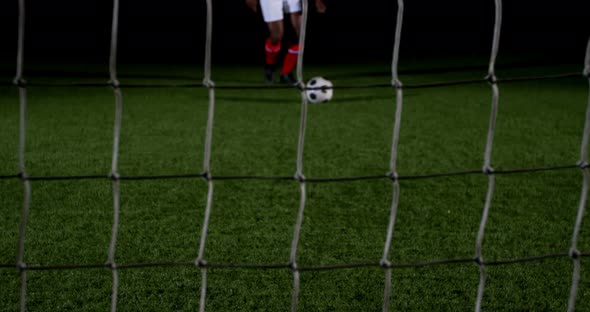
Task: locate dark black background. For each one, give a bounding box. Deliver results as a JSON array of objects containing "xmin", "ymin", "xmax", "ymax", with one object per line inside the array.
[{"xmin": 0, "ymin": 0, "xmax": 588, "ymax": 65}]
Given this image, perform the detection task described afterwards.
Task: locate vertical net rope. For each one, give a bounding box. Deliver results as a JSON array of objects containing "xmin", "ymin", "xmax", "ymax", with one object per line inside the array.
[
  {"xmin": 196, "ymin": 0, "xmax": 215, "ymax": 310},
  {"xmin": 567, "ymin": 36, "xmax": 590, "ymax": 312},
  {"xmin": 474, "ymin": 0, "xmax": 502, "ymax": 311},
  {"xmin": 107, "ymin": 0, "xmax": 123, "ymax": 311},
  {"xmin": 13, "ymin": 0, "xmax": 30, "ymax": 311},
  {"xmin": 380, "ymin": 0, "xmax": 404, "ymax": 311},
  {"xmin": 289, "ymin": 0, "xmax": 309, "ymax": 311}
]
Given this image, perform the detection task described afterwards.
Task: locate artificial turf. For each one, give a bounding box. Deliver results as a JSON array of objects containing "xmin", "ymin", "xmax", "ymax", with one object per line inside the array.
[{"xmin": 1, "ymin": 61, "xmax": 589, "ymax": 311}]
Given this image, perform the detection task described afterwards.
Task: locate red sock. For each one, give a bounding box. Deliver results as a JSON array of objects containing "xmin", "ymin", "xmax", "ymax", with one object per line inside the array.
[
  {"xmin": 281, "ymin": 44, "xmax": 299, "ymax": 75},
  {"xmin": 265, "ymin": 38, "xmax": 281, "ymax": 65}
]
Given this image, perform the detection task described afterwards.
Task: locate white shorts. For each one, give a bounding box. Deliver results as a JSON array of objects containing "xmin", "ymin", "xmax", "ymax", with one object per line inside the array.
[{"xmin": 260, "ymin": 0, "xmax": 301, "ymax": 22}]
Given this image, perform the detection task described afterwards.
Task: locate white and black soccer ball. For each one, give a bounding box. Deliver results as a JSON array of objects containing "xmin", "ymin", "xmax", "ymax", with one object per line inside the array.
[{"xmin": 305, "ymin": 77, "xmax": 333, "ymax": 104}]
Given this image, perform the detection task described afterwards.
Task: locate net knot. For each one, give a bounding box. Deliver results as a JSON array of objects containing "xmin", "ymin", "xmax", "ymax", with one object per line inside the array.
[
  {"xmin": 13, "ymin": 77, "xmax": 27, "ymax": 87},
  {"xmin": 17, "ymin": 172, "xmax": 28, "ymax": 180},
  {"xmin": 108, "ymin": 79, "xmax": 121, "ymax": 89},
  {"xmin": 474, "ymin": 256, "xmax": 485, "ymax": 265},
  {"xmin": 201, "ymin": 171, "xmax": 212, "ymax": 181},
  {"xmin": 202, "ymin": 79, "xmax": 215, "ymax": 89},
  {"xmin": 486, "ymin": 74, "xmax": 498, "ymax": 84},
  {"xmin": 295, "ymin": 81, "xmax": 305, "ymax": 92},
  {"xmin": 584, "ymin": 68, "xmax": 590, "ymax": 78},
  {"xmin": 106, "ymin": 262, "xmax": 118, "ymax": 270},
  {"xmin": 196, "ymin": 259, "xmax": 207, "ymax": 267},
  {"xmin": 391, "ymin": 79, "xmax": 403, "ymax": 89},
  {"xmin": 109, "ymin": 172, "xmax": 120, "ymax": 181},
  {"xmin": 482, "ymin": 166, "xmax": 494, "ymax": 175},
  {"xmin": 569, "ymin": 248, "xmax": 580, "ymax": 259},
  {"xmin": 576, "ymin": 160, "xmax": 589, "ymax": 169},
  {"xmin": 386, "ymin": 171, "xmax": 398, "ymax": 181},
  {"xmin": 17, "ymin": 261, "xmax": 27, "ymax": 271},
  {"xmin": 289, "ymin": 262, "xmax": 298, "ymax": 272},
  {"xmin": 295, "ymin": 173, "xmax": 306, "ymax": 183},
  {"xmin": 379, "ymin": 259, "xmax": 391, "ymax": 268}
]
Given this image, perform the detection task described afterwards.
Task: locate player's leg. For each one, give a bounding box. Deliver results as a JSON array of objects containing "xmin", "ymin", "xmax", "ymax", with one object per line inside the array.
[
  {"xmin": 280, "ymin": 0, "xmax": 302, "ymax": 84},
  {"xmin": 264, "ymin": 21, "xmax": 283, "ymax": 83},
  {"xmin": 267, "ymin": 21, "xmax": 284, "ymax": 46},
  {"xmin": 260, "ymin": 0, "xmax": 285, "ymax": 83},
  {"xmin": 289, "ymin": 11, "xmax": 301, "ymax": 40}
]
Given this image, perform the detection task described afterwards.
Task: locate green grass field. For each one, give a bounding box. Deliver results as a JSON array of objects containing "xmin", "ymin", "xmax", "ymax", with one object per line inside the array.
[{"xmin": 1, "ymin": 61, "xmax": 589, "ymax": 311}]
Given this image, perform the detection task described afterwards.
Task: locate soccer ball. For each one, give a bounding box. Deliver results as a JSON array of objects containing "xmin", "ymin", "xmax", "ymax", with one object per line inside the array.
[{"xmin": 305, "ymin": 77, "xmax": 333, "ymax": 104}]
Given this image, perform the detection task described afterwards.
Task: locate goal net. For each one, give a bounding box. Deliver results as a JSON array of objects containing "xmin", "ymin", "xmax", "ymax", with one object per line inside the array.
[{"xmin": 1, "ymin": 0, "xmax": 589, "ymax": 311}]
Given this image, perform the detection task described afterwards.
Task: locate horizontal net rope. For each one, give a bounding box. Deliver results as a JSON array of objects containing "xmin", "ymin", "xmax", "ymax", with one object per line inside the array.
[
  {"xmin": 0, "ymin": 163, "xmax": 583, "ymax": 182},
  {"xmin": 3, "ymin": 251, "xmax": 588, "ymax": 272},
  {"xmin": 1, "ymin": 72, "xmax": 581, "ymax": 89}
]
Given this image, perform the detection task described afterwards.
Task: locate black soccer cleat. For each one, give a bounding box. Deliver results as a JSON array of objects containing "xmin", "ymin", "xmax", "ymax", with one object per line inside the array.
[
  {"xmin": 280, "ymin": 72, "xmax": 297, "ymax": 86},
  {"xmin": 264, "ymin": 64, "xmax": 275, "ymax": 84}
]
